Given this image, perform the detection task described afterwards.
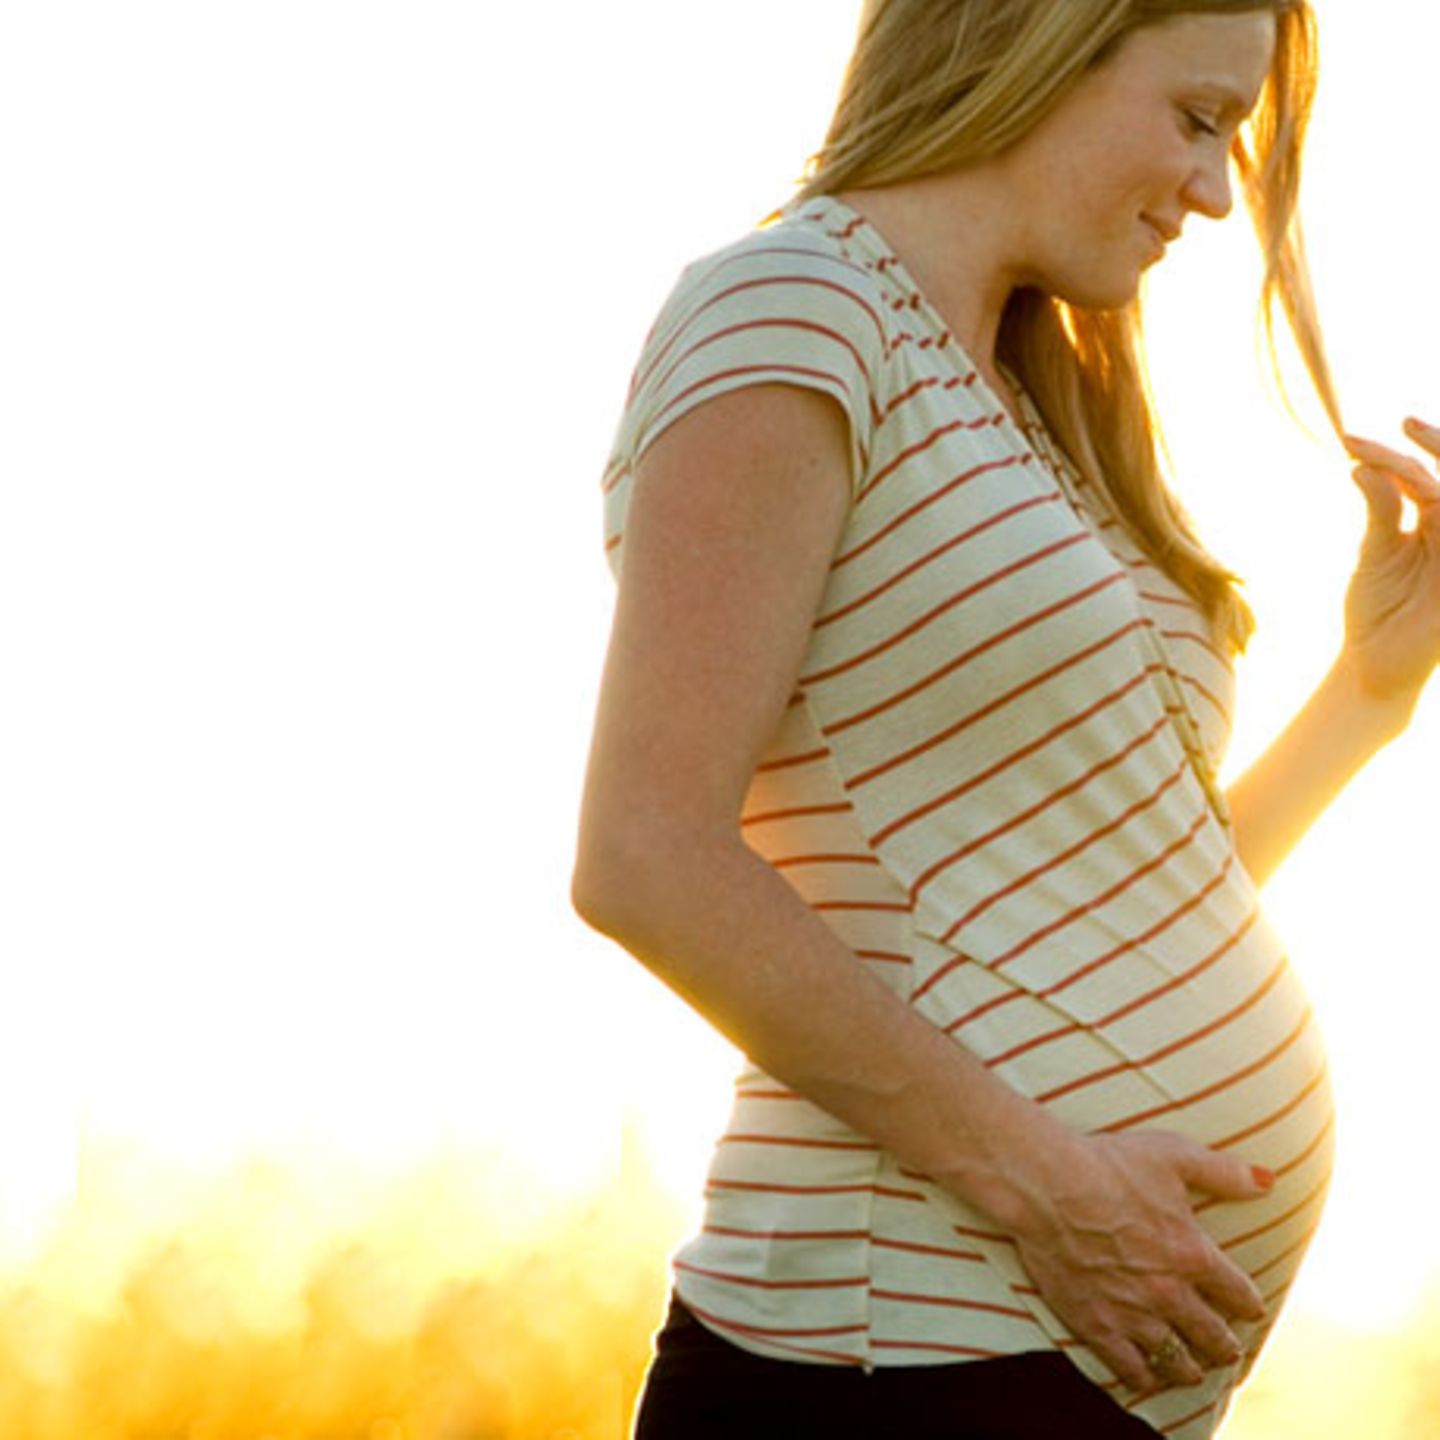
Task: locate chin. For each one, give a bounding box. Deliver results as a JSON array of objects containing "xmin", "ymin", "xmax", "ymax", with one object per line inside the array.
[{"xmin": 1051, "ymin": 269, "xmax": 1145, "ymax": 313}]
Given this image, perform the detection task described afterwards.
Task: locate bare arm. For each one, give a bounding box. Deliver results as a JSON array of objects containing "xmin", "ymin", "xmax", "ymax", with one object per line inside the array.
[
  {"xmin": 1225, "ymin": 657, "xmax": 1414, "ymax": 887},
  {"xmin": 575, "ymin": 384, "xmax": 1268, "ymax": 1391},
  {"xmin": 1228, "ymin": 422, "xmax": 1440, "ymax": 887},
  {"xmin": 575, "ymin": 386, "xmax": 1058, "ymax": 1215}
]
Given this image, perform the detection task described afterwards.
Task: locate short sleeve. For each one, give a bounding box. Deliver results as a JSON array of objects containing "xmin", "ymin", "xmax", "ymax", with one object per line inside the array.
[{"xmin": 611, "ymin": 228, "xmax": 887, "ymax": 502}]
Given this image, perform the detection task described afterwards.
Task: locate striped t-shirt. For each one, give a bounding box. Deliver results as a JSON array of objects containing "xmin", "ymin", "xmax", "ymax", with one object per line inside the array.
[{"xmin": 600, "ymin": 195, "xmax": 1335, "ymax": 1439}]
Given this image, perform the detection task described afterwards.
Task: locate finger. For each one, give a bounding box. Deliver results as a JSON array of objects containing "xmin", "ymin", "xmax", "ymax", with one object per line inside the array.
[
  {"xmin": 1394, "ymin": 461, "xmax": 1440, "ymax": 509},
  {"xmin": 1403, "ymin": 416, "xmax": 1440, "ymax": 464},
  {"xmin": 1166, "ymin": 1297, "xmax": 1243, "ymax": 1372},
  {"xmin": 1138, "ymin": 1327, "xmax": 1205, "ymax": 1388},
  {"xmin": 1171, "ymin": 1144, "xmax": 1275, "ymax": 1204},
  {"xmin": 1344, "ymin": 432, "xmax": 1409, "ymax": 466},
  {"xmin": 1346, "ymin": 436, "xmax": 1440, "ymax": 506},
  {"xmin": 1352, "ymin": 464, "xmax": 1406, "ymax": 546},
  {"xmin": 1196, "ymin": 1249, "xmax": 1268, "ymax": 1324},
  {"xmin": 1098, "ymin": 1334, "xmax": 1161, "ymax": 1395}
]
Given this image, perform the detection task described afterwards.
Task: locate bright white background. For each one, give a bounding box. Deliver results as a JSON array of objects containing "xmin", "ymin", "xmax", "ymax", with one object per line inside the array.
[{"xmin": 2, "ymin": 0, "xmax": 1437, "ymax": 1338}]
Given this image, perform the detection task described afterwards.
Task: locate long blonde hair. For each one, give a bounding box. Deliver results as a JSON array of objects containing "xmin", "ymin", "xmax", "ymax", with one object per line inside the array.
[{"xmin": 798, "ymin": 0, "xmax": 1337, "ymax": 652}]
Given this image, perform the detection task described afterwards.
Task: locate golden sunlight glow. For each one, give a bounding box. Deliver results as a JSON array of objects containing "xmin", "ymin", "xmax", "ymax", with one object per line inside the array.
[{"xmin": 3, "ymin": 0, "xmax": 1439, "ymax": 1434}]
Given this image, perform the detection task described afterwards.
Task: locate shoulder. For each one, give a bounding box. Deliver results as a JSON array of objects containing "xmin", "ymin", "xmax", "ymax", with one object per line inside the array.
[
  {"xmin": 653, "ymin": 207, "xmax": 892, "ymax": 361},
  {"xmin": 605, "ymin": 206, "xmax": 892, "ymax": 486}
]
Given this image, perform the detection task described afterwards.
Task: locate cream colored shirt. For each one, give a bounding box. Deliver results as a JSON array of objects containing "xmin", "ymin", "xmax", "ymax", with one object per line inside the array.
[{"xmin": 601, "ymin": 195, "xmax": 1334, "ymax": 1439}]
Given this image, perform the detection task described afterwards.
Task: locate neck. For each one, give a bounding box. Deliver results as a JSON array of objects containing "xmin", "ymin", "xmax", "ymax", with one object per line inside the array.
[{"xmin": 839, "ymin": 170, "xmax": 1025, "ymax": 386}]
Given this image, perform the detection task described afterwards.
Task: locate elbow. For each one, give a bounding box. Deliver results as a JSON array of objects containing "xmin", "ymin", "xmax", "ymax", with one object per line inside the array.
[
  {"xmin": 572, "ymin": 808, "xmax": 733, "ymax": 949},
  {"xmin": 570, "ymin": 841, "xmax": 628, "ymax": 941},
  {"xmin": 571, "ymin": 819, "xmax": 665, "ymax": 946}
]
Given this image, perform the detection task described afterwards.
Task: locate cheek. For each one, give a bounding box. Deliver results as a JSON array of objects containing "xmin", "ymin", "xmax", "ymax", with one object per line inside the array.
[
  {"xmin": 1139, "ymin": 133, "xmax": 1193, "ymax": 192},
  {"xmin": 1092, "ymin": 159, "xmax": 1174, "ymax": 226},
  {"xmin": 1075, "ymin": 178, "xmax": 1145, "ymax": 237}
]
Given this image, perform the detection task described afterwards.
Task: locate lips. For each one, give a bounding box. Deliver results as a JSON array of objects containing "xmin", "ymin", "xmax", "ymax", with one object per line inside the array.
[{"xmin": 1137, "ymin": 215, "xmax": 1180, "ymax": 267}]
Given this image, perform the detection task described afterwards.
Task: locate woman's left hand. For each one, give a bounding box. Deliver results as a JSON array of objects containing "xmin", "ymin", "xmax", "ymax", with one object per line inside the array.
[{"xmin": 1340, "ymin": 419, "xmax": 1440, "ymax": 704}]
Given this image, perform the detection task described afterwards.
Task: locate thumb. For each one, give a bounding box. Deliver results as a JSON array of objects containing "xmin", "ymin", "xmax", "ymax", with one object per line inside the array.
[{"xmin": 1173, "ymin": 1143, "xmax": 1276, "ymax": 1202}]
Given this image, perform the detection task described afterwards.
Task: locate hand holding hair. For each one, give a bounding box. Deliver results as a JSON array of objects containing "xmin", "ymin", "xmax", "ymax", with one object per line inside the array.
[{"xmin": 1339, "ymin": 422, "xmax": 1440, "ymax": 708}]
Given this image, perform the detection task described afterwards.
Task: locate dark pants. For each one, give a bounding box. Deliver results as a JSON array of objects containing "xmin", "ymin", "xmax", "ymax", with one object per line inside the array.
[{"xmin": 633, "ymin": 1296, "xmax": 1163, "ymax": 1440}]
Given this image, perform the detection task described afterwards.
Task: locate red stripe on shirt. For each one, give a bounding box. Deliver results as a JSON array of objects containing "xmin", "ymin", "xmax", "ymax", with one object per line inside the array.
[
  {"xmin": 1250, "ymin": 1219, "xmax": 1326, "ymax": 1284},
  {"xmin": 1099, "ymin": 1010, "xmax": 1314, "ymax": 1132},
  {"xmin": 653, "ymin": 313, "xmax": 878, "ymax": 413},
  {"xmin": 1032, "ymin": 955, "xmax": 1291, "ymax": 1103},
  {"xmin": 742, "ymin": 802, "xmax": 853, "ymax": 828},
  {"xmin": 830, "ymin": 455, "xmax": 1026, "ymax": 569},
  {"xmin": 816, "ymin": 493, "xmax": 1062, "ymax": 629},
  {"xmin": 952, "ymin": 805, "xmax": 1211, "ymax": 953},
  {"xmin": 675, "ymin": 1259, "xmax": 867, "ymax": 1291},
  {"xmin": 1220, "ymin": 1173, "xmax": 1331, "ymax": 1252},
  {"xmin": 650, "ymin": 359, "xmax": 874, "ymax": 439},
  {"xmin": 821, "ymin": 571, "xmax": 1131, "ymax": 737},
  {"xmin": 1159, "ymin": 1398, "xmax": 1221, "ymax": 1436},
  {"xmin": 769, "ymin": 852, "xmax": 883, "ymax": 870},
  {"xmin": 1211, "ymin": 1061, "xmax": 1330, "ymax": 1150},
  {"xmin": 869, "ymin": 1288, "xmax": 1034, "ymax": 1322},
  {"xmin": 755, "ymin": 747, "xmax": 829, "ymax": 773},
  {"xmin": 912, "ymin": 739, "xmax": 1185, "ymax": 911},
  {"xmin": 1092, "ymin": 902, "xmax": 1257, "ymax": 1027},
  {"xmin": 857, "ymin": 414, "xmax": 1013, "ymax": 502},
  {"xmin": 1040, "ymin": 856, "xmax": 1240, "ymax": 1001},
  {"xmin": 633, "ymin": 269, "xmax": 887, "ymax": 395},
  {"xmin": 719, "ymin": 1134, "xmax": 880, "ymax": 1153},
  {"xmin": 944, "ymin": 885, "xmax": 1251, "ymax": 1045},
  {"xmin": 871, "ymin": 1235, "xmax": 985, "ymax": 1264},
  {"xmin": 703, "ymin": 1225, "xmax": 872, "ymax": 1243},
  {"xmin": 804, "ymin": 531, "xmax": 1093, "ymax": 686},
  {"xmin": 863, "ymin": 650, "xmax": 1159, "ymax": 821},
  {"xmin": 870, "ymin": 1338, "xmax": 1005, "ymax": 1359},
  {"xmin": 707, "ymin": 1179, "xmax": 927, "ymax": 1203}
]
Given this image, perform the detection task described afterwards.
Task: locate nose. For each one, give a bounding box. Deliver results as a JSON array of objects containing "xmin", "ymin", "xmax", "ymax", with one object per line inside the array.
[{"xmin": 1184, "ymin": 150, "xmax": 1234, "ymax": 221}]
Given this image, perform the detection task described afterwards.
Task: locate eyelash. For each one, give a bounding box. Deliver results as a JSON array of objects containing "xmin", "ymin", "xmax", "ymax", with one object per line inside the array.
[{"xmin": 1182, "ymin": 110, "xmax": 1221, "ymax": 138}]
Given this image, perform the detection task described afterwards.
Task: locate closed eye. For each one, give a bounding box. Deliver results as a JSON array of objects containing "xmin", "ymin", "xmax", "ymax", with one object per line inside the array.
[{"xmin": 1181, "ymin": 109, "xmax": 1221, "ymax": 139}]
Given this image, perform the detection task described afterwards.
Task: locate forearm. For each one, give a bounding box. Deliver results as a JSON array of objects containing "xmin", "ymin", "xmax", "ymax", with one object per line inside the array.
[
  {"xmin": 573, "ymin": 827, "xmax": 1071, "ymax": 1231},
  {"xmin": 1226, "ymin": 651, "xmax": 1419, "ymax": 887}
]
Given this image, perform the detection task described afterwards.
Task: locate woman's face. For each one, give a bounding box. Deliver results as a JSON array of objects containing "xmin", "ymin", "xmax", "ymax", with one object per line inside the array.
[{"xmin": 1001, "ymin": 10, "xmax": 1278, "ymax": 309}]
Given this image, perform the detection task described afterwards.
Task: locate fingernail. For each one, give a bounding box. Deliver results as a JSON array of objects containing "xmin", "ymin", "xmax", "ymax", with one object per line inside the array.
[{"xmin": 1252, "ymin": 1166, "xmax": 1276, "ymax": 1191}]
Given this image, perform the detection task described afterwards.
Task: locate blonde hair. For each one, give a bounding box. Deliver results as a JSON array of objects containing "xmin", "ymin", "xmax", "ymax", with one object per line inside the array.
[{"xmin": 798, "ymin": 0, "xmax": 1336, "ymax": 652}]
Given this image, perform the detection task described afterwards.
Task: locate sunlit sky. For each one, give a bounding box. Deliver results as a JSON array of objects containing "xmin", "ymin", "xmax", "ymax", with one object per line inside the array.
[{"xmin": 3, "ymin": 0, "xmax": 1438, "ymax": 1338}]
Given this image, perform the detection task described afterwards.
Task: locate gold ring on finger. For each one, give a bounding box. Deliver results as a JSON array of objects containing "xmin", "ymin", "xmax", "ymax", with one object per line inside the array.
[{"xmin": 1146, "ymin": 1332, "xmax": 1187, "ymax": 1370}]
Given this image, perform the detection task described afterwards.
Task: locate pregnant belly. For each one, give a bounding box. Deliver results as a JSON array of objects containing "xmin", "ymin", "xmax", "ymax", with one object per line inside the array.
[
  {"xmin": 923, "ymin": 904, "xmax": 1336, "ymax": 1305},
  {"xmin": 909, "ymin": 914, "xmax": 1334, "ymax": 1431}
]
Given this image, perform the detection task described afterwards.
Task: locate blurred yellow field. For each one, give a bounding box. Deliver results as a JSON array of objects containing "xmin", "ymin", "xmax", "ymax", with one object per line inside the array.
[
  {"xmin": 0, "ymin": 1132, "xmax": 1435, "ymax": 1440},
  {"xmin": 0, "ymin": 1134, "xmax": 678, "ymax": 1440}
]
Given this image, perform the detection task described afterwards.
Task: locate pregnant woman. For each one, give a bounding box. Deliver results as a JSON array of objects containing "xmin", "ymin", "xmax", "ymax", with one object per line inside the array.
[{"xmin": 573, "ymin": 1, "xmax": 1440, "ymax": 1434}]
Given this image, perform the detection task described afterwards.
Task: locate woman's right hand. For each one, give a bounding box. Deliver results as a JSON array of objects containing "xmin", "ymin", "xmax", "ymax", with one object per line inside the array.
[{"xmin": 1003, "ymin": 1128, "xmax": 1272, "ymax": 1394}]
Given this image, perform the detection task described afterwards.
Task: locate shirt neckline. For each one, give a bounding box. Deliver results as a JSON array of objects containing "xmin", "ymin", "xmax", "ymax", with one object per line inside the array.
[
  {"xmin": 789, "ymin": 194, "xmax": 1104, "ymax": 518},
  {"xmin": 787, "ymin": 192, "xmax": 1036, "ymax": 439}
]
